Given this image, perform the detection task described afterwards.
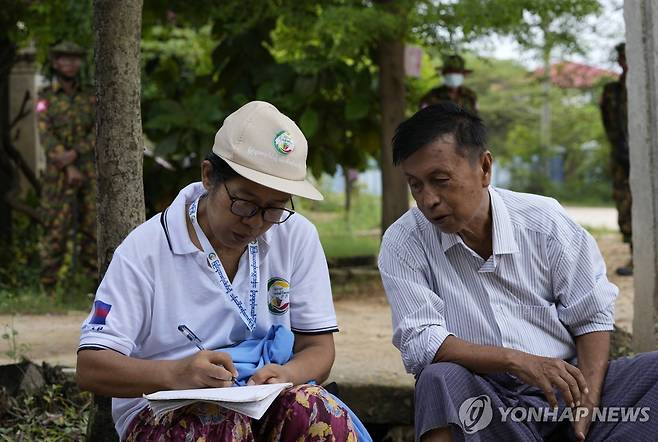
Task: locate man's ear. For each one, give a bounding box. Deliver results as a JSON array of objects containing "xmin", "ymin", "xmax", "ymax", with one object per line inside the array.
[{"xmin": 481, "ymin": 151, "xmax": 493, "ymax": 187}]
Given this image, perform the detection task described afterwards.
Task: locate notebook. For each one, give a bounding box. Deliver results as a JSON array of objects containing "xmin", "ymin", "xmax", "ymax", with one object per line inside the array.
[{"xmin": 143, "ymin": 382, "xmax": 293, "ymax": 420}]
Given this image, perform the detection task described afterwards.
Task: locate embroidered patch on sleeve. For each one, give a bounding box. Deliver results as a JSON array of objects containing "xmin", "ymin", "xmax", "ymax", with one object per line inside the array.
[{"xmin": 90, "ymin": 300, "xmax": 112, "ymax": 325}]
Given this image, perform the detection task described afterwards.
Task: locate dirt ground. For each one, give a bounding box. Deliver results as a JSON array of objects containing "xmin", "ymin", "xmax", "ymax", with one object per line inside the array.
[{"xmin": 0, "ymin": 234, "xmax": 635, "ymax": 386}]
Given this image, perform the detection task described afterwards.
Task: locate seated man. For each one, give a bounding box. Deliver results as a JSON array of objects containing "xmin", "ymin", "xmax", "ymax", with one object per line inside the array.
[{"xmin": 378, "ymin": 102, "xmax": 658, "ymax": 442}]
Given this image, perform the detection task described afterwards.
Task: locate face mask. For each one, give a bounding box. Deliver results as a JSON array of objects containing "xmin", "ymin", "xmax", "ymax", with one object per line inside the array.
[{"xmin": 444, "ymin": 73, "xmax": 464, "ymax": 88}]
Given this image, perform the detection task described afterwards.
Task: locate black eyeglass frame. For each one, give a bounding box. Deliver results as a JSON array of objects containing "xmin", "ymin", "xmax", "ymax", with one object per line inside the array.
[{"xmin": 223, "ymin": 181, "xmax": 295, "ymax": 224}]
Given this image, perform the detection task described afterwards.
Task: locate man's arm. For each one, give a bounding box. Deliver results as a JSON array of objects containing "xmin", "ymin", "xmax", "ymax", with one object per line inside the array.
[
  {"xmin": 434, "ymin": 335, "xmax": 513, "ymax": 373},
  {"xmin": 571, "ymin": 331, "xmax": 610, "ymax": 440},
  {"xmin": 575, "ymin": 331, "xmax": 610, "ymax": 404},
  {"xmin": 435, "ymin": 335, "xmax": 589, "ymax": 409}
]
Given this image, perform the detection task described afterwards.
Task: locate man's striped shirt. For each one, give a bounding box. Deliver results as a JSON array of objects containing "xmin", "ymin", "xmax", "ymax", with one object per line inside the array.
[{"xmin": 378, "ymin": 187, "xmax": 618, "ymax": 375}]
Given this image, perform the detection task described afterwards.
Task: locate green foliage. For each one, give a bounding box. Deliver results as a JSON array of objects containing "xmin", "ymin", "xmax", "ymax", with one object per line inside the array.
[
  {"xmin": 137, "ymin": 0, "xmax": 606, "ymax": 200},
  {"xmin": 0, "ymin": 380, "xmax": 91, "ymax": 441},
  {"xmin": 500, "ymin": 82, "xmax": 611, "ymax": 202},
  {"xmin": 2, "ymin": 316, "xmax": 30, "ymax": 362},
  {"xmin": 422, "ymin": 53, "xmax": 614, "ymax": 204},
  {"xmin": 507, "ymin": 0, "xmax": 600, "ymax": 54},
  {"xmin": 142, "ymin": 24, "xmax": 215, "ymax": 77},
  {"xmin": 140, "ymin": 1, "xmax": 383, "ymax": 187},
  {"xmin": 5, "ymin": 0, "xmax": 94, "ymax": 79},
  {"xmin": 141, "ymin": 24, "xmax": 223, "ymax": 159},
  {"xmin": 465, "ymin": 56, "xmax": 537, "ymax": 155},
  {"xmin": 270, "ymin": 3, "xmax": 398, "ymax": 73},
  {"xmin": 0, "ymin": 208, "xmax": 95, "ymax": 314},
  {"xmin": 0, "ymin": 210, "xmax": 42, "ymax": 293}
]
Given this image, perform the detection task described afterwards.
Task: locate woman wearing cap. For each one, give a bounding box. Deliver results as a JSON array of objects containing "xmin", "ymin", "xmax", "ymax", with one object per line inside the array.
[{"xmin": 77, "ymin": 101, "xmax": 360, "ymax": 441}]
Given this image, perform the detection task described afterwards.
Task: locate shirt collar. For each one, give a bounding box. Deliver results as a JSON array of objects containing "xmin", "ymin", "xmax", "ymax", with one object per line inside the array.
[
  {"xmin": 439, "ymin": 186, "xmax": 519, "ymax": 255},
  {"xmin": 489, "ymin": 187, "xmax": 519, "ymax": 255},
  {"xmin": 163, "ymin": 181, "xmax": 270, "ymax": 256}
]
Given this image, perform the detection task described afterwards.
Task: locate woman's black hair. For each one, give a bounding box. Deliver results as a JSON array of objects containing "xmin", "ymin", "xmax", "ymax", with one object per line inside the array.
[
  {"xmin": 205, "ymin": 152, "xmax": 240, "ymax": 185},
  {"xmin": 392, "ymin": 102, "xmax": 487, "ymax": 165}
]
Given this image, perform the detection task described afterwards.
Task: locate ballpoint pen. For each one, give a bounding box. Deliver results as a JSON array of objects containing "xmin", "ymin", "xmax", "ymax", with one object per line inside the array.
[
  {"xmin": 177, "ymin": 324, "xmax": 238, "ymax": 384},
  {"xmin": 177, "ymin": 324, "xmax": 206, "ymax": 351}
]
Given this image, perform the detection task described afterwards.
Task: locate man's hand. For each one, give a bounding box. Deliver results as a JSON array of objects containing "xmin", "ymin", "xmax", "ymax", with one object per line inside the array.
[
  {"xmin": 509, "ymin": 352, "xmax": 589, "ymax": 408},
  {"xmin": 65, "ymin": 165, "xmax": 84, "ymax": 187},
  {"xmin": 52, "ymin": 150, "xmax": 78, "ymax": 169},
  {"xmin": 168, "ymin": 351, "xmax": 237, "ymax": 390},
  {"xmin": 247, "ymin": 364, "xmax": 292, "ymax": 386},
  {"xmin": 572, "ymin": 392, "xmax": 599, "ymax": 441}
]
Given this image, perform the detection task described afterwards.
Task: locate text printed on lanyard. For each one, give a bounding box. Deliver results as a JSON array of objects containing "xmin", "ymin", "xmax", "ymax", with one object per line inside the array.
[{"xmin": 188, "ymin": 195, "xmax": 258, "ymax": 331}]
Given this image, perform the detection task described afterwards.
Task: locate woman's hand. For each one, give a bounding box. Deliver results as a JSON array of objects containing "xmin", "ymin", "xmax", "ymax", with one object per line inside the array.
[
  {"xmin": 168, "ymin": 350, "xmax": 238, "ymax": 390},
  {"xmin": 247, "ymin": 364, "xmax": 293, "ymax": 385}
]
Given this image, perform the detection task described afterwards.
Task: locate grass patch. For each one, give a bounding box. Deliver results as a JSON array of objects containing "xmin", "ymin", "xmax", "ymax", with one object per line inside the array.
[
  {"xmin": 299, "ymin": 189, "xmax": 381, "ymax": 259},
  {"xmin": 0, "ymin": 284, "xmax": 93, "ymax": 315},
  {"xmin": 582, "ymin": 225, "xmax": 618, "ymax": 237},
  {"xmin": 321, "ymin": 235, "xmax": 381, "ymax": 259}
]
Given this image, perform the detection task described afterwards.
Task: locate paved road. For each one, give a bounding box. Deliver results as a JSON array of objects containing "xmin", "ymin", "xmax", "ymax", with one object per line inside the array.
[{"xmin": 563, "ymin": 206, "xmax": 617, "ymax": 230}]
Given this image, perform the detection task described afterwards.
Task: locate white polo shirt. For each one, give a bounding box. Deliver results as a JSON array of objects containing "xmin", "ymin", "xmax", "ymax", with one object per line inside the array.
[{"xmin": 78, "ymin": 182, "xmax": 338, "ymax": 439}]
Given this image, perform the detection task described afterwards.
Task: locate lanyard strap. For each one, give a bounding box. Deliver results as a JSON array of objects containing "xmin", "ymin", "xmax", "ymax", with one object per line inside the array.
[{"xmin": 188, "ymin": 195, "xmax": 258, "ymax": 331}]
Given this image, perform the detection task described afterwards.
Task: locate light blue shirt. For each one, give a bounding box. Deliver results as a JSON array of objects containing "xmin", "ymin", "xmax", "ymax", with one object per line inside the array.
[{"xmin": 378, "ymin": 187, "xmax": 618, "ymax": 375}]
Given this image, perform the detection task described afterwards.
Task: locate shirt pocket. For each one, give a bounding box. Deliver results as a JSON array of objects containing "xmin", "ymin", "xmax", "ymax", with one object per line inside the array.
[{"xmin": 508, "ymin": 303, "xmax": 572, "ymax": 344}]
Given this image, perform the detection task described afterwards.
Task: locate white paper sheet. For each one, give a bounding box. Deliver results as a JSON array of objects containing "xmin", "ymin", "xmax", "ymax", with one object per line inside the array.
[{"xmin": 144, "ymin": 383, "xmax": 293, "ymax": 420}]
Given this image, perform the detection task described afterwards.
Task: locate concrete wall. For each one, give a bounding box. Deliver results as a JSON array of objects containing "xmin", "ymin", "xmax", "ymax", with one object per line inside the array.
[
  {"xmin": 9, "ymin": 48, "xmax": 43, "ymax": 195},
  {"xmin": 624, "ymin": 0, "xmax": 658, "ymax": 351}
]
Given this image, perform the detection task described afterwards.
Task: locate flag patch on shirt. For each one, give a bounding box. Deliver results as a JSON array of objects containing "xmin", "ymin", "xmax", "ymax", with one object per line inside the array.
[{"xmin": 90, "ymin": 300, "xmax": 112, "ymax": 325}]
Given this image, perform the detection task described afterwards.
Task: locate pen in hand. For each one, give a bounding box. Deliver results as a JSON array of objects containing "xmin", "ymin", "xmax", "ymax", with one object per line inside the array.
[{"xmin": 177, "ymin": 324, "xmax": 238, "ymax": 385}]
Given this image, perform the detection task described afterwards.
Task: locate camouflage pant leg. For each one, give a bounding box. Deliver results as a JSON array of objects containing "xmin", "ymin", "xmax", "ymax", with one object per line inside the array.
[
  {"xmin": 611, "ymin": 161, "xmax": 632, "ymax": 243},
  {"xmin": 78, "ymin": 162, "xmax": 98, "ymax": 279},
  {"xmin": 40, "ymin": 171, "xmax": 76, "ymax": 286}
]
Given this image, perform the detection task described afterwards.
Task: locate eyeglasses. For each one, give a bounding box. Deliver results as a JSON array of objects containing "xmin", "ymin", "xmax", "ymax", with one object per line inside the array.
[{"xmin": 223, "ymin": 182, "xmax": 295, "ymax": 224}]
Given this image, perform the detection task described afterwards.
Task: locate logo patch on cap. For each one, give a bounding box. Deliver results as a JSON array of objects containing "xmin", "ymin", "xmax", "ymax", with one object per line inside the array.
[{"xmin": 273, "ymin": 130, "xmax": 294, "ymax": 155}]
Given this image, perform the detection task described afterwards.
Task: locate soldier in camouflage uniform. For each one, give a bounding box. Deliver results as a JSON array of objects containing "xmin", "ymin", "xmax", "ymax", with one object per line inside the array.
[
  {"xmin": 419, "ymin": 54, "xmax": 478, "ymax": 114},
  {"xmin": 600, "ymin": 43, "xmax": 632, "ymax": 276},
  {"xmin": 37, "ymin": 42, "xmax": 97, "ymax": 292}
]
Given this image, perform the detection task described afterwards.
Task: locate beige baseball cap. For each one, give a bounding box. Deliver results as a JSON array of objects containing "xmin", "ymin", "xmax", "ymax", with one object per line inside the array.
[{"xmin": 212, "ymin": 101, "xmax": 323, "ymax": 201}]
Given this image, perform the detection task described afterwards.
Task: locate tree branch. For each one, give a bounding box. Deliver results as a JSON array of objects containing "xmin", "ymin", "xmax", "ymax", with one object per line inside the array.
[
  {"xmin": 3, "ymin": 140, "xmax": 41, "ymax": 196},
  {"xmin": 9, "ymin": 90, "xmax": 31, "ymax": 130},
  {"xmin": 3, "ymin": 192, "xmax": 42, "ymax": 225}
]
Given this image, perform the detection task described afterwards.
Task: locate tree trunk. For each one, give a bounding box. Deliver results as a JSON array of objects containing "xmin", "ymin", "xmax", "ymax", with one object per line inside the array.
[
  {"xmin": 87, "ymin": 1, "xmax": 145, "ymax": 440},
  {"xmin": 344, "ymin": 168, "xmax": 352, "ymax": 214},
  {"xmin": 537, "ymin": 19, "xmax": 552, "ymax": 193},
  {"xmin": 378, "ymin": 38, "xmax": 409, "ymax": 234}
]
